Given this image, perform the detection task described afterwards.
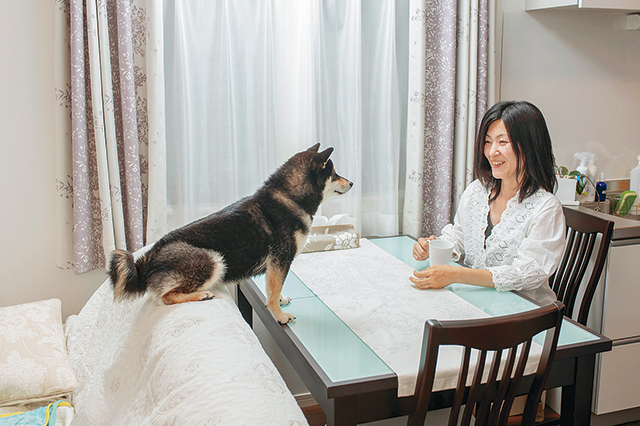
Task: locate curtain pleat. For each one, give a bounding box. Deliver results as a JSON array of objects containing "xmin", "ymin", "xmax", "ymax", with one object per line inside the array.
[{"xmin": 114, "ymin": 0, "xmax": 145, "ymax": 249}]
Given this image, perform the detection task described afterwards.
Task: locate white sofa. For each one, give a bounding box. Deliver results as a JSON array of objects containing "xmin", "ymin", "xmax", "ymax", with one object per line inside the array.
[
  {"xmin": 64, "ymin": 276, "xmax": 309, "ymax": 426},
  {"xmin": 0, "ymin": 275, "xmax": 309, "ymax": 426}
]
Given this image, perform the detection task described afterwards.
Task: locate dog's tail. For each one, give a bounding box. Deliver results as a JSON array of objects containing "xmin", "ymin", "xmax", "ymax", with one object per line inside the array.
[{"xmin": 109, "ymin": 249, "xmax": 151, "ymax": 300}]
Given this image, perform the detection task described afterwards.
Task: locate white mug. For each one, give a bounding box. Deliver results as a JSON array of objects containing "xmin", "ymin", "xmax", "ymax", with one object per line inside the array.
[{"xmin": 428, "ymin": 239, "xmax": 454, "ymax": 266}]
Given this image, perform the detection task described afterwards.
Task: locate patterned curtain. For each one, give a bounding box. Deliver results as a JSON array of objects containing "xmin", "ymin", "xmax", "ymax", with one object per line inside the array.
[
  {"xmin": 402, "ymin": 0, "xmax": 496, "ymax": 238},
  {"xmin": 54, "ymin": 0, "xmax": 166, "ymax": 274}
]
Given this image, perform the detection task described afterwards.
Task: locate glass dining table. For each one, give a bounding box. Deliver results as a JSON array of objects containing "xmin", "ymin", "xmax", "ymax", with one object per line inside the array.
[{"xmin": 238, "ymin": 236, "xmax": 612, "ymax": 426}]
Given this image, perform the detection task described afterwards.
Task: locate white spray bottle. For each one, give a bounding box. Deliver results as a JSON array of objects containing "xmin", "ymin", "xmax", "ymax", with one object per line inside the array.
[
  {"xmin": 630, "ymin": 155, "xmax": 640, "ymax": 213},
  {"xmin": 573, "ymin": 153, "xmax": 589, "ymax": 197}
]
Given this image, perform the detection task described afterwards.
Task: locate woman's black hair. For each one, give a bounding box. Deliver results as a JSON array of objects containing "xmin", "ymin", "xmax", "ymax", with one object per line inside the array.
[{"xmin": 473, "ymin": 101, "xmax": 557, "ymax": 203}]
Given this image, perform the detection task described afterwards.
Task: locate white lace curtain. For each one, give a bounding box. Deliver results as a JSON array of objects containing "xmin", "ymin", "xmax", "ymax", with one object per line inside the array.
[
  {"xmin": 162, "ymin": 0, "xmax": 496, "ymax": 239},
  {"xmin": 163, "ymin": 0, "xmax": 408, "ymax": 237},
  {"xmin": 54, "ymin": 0, "xmax": 496, "ymax": 273}
]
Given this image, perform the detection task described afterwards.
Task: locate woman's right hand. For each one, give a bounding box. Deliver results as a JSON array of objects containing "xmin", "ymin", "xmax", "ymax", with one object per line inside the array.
[{"xmin": 412, "ymin": 236, "xmax": 436, "ymax": 261}]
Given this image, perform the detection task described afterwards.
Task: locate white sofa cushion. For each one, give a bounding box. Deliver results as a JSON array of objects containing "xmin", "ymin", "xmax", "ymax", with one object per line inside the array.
[{"xmin": 0, "ymin": 299, "xmax": 78, "ymax": 407}]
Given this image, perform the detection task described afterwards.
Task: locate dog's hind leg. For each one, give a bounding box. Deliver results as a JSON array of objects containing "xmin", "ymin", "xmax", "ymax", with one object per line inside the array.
[
  {"xmin": 148, "ymin": 242, "xmax": 227, "ymax": 305},
  {"xmin": 265, "ymin": 262, "xmax": 295, "ymax": 324},
  {"xmin": 162, "ymin": 289, "xmax": 215, "ymax": 304}
]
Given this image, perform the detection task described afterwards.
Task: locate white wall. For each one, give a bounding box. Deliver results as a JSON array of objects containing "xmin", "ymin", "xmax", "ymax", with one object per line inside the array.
[
  {"xmin": 501, "ymin": 0, "xmax": 640, "ymax": 179},
  {"xmin": 0, "ymin": 2, "xmax": 105, "ymax": 320}
]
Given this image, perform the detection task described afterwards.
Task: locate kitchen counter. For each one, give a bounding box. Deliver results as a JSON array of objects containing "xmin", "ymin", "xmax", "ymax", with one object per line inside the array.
[{"xmin": 566, "ymin": 205, "xmax": 640, "ymax": 242}]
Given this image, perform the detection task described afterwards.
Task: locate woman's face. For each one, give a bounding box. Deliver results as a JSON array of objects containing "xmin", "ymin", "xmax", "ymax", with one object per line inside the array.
[{"xmin": 483, "ymin": 119, "xmax": 520, "ymax": 186}]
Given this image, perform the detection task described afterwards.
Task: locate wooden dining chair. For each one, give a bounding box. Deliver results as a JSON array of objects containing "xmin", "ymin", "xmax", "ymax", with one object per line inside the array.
[
  {"xmin": 407, "ymin": 301, "xmax": 564, "ymax": 426},
  {"xmin": 550, "ymin": 207, "xmax": 614, "ymax": 326}
]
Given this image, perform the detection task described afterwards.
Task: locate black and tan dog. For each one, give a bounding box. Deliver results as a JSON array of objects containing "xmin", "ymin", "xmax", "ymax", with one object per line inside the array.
[{"xmin": 109, "ymin": 144, "xmax": 352, "ymax": 324}]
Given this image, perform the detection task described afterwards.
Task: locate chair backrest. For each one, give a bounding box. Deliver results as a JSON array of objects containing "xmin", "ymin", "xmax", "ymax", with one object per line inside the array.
[
  {"xmin": 407, "ymin": 301, "xmax": 564, "ymax": 426},
  {"xmin": 550, "ymin": 207, "xmax": 614, "ymax": 326}
]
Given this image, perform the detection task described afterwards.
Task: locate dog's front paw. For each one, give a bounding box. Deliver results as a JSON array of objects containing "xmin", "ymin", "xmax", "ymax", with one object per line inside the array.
[
  {"xmin": 268, "ymin": 305, "xmax": 296, "ymax": 324},
  {"xmin": 276, "ymin": 312, "xmax": 296, "ymax": 325},
  {"xmin": 279, "ymin": 295, "xmax": 291, "ymax": 306}
]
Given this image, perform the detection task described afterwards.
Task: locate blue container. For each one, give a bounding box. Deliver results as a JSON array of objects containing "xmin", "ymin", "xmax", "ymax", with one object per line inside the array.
[{"xmin": 595, "ymin": 181, "xmax": 607, "ymax": 202}]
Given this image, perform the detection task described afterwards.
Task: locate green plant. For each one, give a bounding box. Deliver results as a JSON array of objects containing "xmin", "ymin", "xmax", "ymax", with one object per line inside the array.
[
  {"xmin": 555, "ymin": 165, "xmax": 570, "ymax": 178},
  {"xmin": 554, "ymin": 164, "xmax": 592, "ymax": 195},
  {"xmin": 554, "ymin": 160, "xmax": 604, "ymax": 211}
]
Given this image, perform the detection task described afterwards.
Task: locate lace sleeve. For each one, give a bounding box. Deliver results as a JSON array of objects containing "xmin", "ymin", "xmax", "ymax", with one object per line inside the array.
[
  {"xmin": 490, "ymin": 198, "xmax": 566, "ymax": 292},
  {"xmin": 441, "ymin": 222, "xmax": 465, "ymax": 262},
  {"xmin": 440, "ymin": 182, "xmax": 479, "ymax": 262}
]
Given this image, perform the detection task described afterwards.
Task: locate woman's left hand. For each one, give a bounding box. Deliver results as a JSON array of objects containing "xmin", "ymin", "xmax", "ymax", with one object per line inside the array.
[{"xmin": 410, "ymin": 265, "xmax": 458, "ymax": 290}]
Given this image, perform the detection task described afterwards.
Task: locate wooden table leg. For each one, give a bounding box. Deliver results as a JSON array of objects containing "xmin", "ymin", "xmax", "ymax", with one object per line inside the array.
[
  {"xmin": 237, "ymin": 284, "xmax": 253, "ymax": 327},
  {"xmin": 561, "ymin": 354, "xmax": 595, "ymax": 426},
  {"xmin": 325, "ymin": 395, "xmax": 358, "ymax": 426}
]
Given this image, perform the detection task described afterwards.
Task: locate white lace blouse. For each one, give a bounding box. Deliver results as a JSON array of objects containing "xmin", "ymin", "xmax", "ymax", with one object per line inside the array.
[{"xmin": 440, "ymin": 180, "xmax": 565, "ymax": 304}]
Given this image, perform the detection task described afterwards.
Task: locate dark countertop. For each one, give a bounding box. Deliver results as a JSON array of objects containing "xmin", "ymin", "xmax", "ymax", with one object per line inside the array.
[{"xmin": 566, "ymin": 206, "xmax": 640, "ymax": 242}]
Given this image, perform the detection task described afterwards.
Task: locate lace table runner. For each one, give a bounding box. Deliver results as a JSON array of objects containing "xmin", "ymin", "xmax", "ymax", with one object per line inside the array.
[{"xmin": 290, "ymin": 238, "xmax": 541, "ymax": 397}]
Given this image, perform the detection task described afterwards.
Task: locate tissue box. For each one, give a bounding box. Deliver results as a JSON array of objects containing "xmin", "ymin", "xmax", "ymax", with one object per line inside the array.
[{"xmin": 302, "ymin": 224, "xmax": 360, "ymax": 253}]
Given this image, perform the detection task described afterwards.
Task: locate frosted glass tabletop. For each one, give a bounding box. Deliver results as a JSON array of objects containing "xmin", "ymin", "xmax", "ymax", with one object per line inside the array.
[
  {"xmin": 251, "ymin": 236, "xmax": 600, "ymax": 385},
  {"xmin": 371, "ymin": 237, "xmax": 600, "ymax": 348},
  {"xmin": 252, "ymin": 273, "xmax": 395, "ymax": 382}
]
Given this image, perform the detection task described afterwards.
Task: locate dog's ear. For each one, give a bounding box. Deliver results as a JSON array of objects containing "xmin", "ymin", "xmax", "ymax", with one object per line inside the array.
[
  {"xmin": 314, "ymin": 147, "xmax": 334, "ymax": 167},
  {"xmin": 307, "ymin": 143, "xmax": 321, "ymax": 152}
]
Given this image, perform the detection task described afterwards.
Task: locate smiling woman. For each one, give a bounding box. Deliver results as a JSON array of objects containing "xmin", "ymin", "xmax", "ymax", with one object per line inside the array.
[
  {"xmin": 411, "ymin": 101, "xmax": 565, "ymax": 305},
  {"xmin": 484, "ymin": 119, "xmax": 518, "ymax": 184},
  {"xmin": 474, "ymin": 101, "xmax": 558, "ymax": 207}
]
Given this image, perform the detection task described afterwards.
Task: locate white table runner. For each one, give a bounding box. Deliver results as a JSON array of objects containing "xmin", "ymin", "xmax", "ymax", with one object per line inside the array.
[{"xmin": 290, "ymin": 238, "xmax": 542, "ymax": 397}]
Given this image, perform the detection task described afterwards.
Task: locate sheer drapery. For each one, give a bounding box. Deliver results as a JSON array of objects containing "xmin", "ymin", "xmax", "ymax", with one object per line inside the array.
[
  {"xmin": 54, "ymin": 0, "xmax": 166, "ymax": 273},
  {"xmin": 54, "ymin": 0, "xmax": 495, "ymax": 273},
  {"xmin": 163, "ymin": 0, "xmax": 407, "ymax": 237},
  {"xmin": 403, "ymin": 0, "xmax": 496, "ymax": 238}
]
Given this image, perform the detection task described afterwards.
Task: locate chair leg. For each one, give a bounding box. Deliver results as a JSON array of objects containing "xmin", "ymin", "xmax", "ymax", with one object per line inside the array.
[{"xmin": 536, "ymin": 391, "xmax": 546, "ymax": 423}]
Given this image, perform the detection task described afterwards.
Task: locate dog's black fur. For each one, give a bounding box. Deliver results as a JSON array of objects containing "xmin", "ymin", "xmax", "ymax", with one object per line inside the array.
[{"xmin": 109, "ymin": 144, "xmax": 352, "ymax": 324}]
